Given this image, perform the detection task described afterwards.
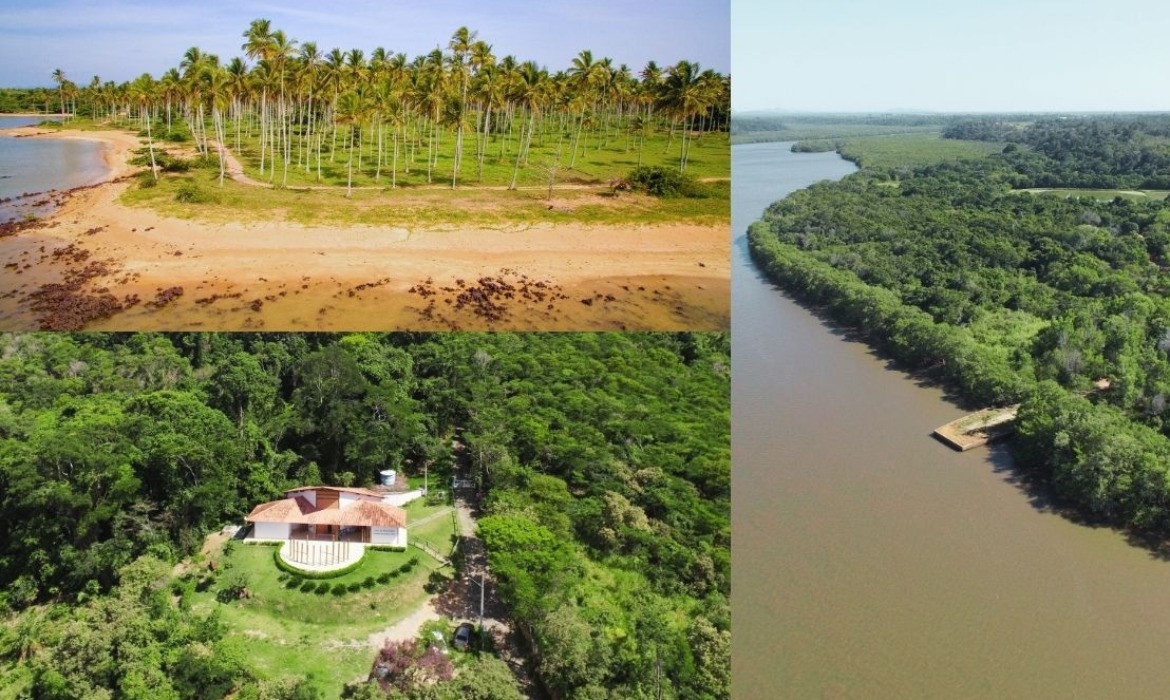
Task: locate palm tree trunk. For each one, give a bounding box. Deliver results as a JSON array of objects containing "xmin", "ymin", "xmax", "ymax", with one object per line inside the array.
[{"xmin": 346, "ymin": 125, "xmax": 354, "ymax": 197}]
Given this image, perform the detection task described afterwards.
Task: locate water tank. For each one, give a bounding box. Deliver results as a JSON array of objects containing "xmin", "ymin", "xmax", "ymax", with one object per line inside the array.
[{"xmin": 379, "ymin": 469, "xmax": 397, "ymax": 486}]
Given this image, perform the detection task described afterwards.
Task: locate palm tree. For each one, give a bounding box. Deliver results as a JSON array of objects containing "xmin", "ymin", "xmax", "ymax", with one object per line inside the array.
[
  {"xmin": 334, "ymin": 91, "xmax": 364, "ymax": 197},
  {"xmin": 660, "ymin": 60, "xmax": 705, "ymax": 172},
  {"xmin": 242, "ymin": 19, "xmax": 275, "ymax": 175},
  {"xmin": 52, "ymin": 68, "xmax": 67, "ymax": 120},
  {"xmin": 508, "ymin": 61, "xmax": 547, "ymax": 190},
  {"xmin": 130, "ymin": 74, "xmax": 158, "ymax": 181}
]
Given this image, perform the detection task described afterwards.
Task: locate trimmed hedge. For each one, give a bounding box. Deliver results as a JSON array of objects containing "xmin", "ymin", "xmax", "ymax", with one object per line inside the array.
[{"xmin": 367, "ymin": 545, "xmax": 407, "ymax": 552}]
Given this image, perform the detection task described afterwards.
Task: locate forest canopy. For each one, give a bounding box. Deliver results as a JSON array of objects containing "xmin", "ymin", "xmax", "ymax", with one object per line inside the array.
[
  {"xmin": 749, "ymin": 115, "xmax": 1170, "ymax": 539},
  {"xmin": 0, "ymin": 331, "xmax": 729, "ymax": 700}
]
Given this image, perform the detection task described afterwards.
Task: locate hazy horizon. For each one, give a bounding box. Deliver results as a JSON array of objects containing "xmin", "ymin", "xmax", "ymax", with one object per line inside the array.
[
  {"xmin": 734, "ymin": 0, "xmax": 1170, "ymax": 114},
  {"xmin": 0, "ymin": 0, "xmax": 728, "ymax": 88}
]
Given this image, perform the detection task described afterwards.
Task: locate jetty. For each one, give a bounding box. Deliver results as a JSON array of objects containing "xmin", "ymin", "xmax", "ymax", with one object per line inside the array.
[{"xmin": 933, "ymin": 405, "xmax": 1020, "ymax": 451}]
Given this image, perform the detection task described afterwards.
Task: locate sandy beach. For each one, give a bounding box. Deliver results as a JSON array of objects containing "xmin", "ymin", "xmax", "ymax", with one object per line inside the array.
[{"xmin": 0, "ymin": 127, "xmax": 729, "ymax": 331}]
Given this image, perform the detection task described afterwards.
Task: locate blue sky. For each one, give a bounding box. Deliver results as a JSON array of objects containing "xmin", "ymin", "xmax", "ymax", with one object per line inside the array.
[
  {"xmin": 0, "ymin": 0, "xmax": 729, "ymax": 87},
  {"xmin": 735, "ymin": 0, "xmax": 1170, "ymax": 113}
]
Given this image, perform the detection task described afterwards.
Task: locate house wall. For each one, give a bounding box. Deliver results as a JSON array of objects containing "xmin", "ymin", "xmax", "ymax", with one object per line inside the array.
[
  {"xmin": 370, "ymin": 526, "xmax": 406, "ymax": 547},
  {"xmin": 254, "ymin": 521, "xmax": 291, "ymax": 540},
  {"xmin": 317, "ymin": 489, "xmax": 339, "ymax": 510},
  {"xmin": 299, "ymin": 490, "xmax": 316, "ymax": 507}
]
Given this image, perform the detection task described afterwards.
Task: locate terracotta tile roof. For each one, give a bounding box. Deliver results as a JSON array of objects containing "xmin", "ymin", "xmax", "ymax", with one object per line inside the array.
[
  {"xmin": 246, "ymin": 496, "xmax": 313, "ymax": 522},
  {"xmin": 285, "ymin": 485, "xmax": 387, "ymax": 500},
  {"xmin": 305, "ymin": 500, "xmax": 406, "ymax": 528},
  {"xmin": 246, "ymin": 492, "xmax": 406, "ymax": 528}
]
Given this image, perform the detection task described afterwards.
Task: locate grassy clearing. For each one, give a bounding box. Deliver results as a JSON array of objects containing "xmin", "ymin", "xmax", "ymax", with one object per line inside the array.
[
  {"xmin": 834, "ymin": 133, "xmax": 1007, "ymax": 170},
  {"xmin": 179, "ymin": 507, "xmax": 457, "ymax": 698},
  {"xmin": 118, "ymin": 160, "xmax": 729, "ymax": 228},
  {"xmin": 226, "ymin": 125, "xmax": 729, "ymax": 189},
  {"xmin": 731, "ymin": 121, "xmax": 943, "ymax": 144},
  {"xmin": 50, "ymin": 117, "xmax": 728, "ymax": 227},
  {"xmin": 1018, "ymin": 187, "xmax": 1170, "ymax": 202}
]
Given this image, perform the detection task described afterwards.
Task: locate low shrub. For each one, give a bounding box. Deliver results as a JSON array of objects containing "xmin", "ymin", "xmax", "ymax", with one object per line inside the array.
[
  {"xmin": 315, "ymin": 582, "xmax": 330, "ymax": 595},
  {"xmin": 331, "ymin": 583, "xmax": 347, "ymax": 596},
  {"xmin": 175, "ymin": 179, "xmax": 212, "ymax": 204},
  {"xmin": 347, "ymin": 582, "xmax": 361, "ymax": 593},
  {"xmin": 300, "ymin": 580, "xmax": 316, "ymax": 593},
  {"xmin": 626, "ymin": 166, "xmax": 706, "ymax": 198},
  {"xmin": 362, "ymin": 576, "xmax": 376, "ymax": 589},
  {"xmin": 376, "ymin": 573, "xmax": 392, "ymax": 584}
]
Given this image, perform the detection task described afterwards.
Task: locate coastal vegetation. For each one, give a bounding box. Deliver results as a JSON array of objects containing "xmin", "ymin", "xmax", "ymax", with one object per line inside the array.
[
  {"xmin": 749, "ymin": 114, "xmax": 1170, "ymax": 544},
  {"xmin": 730, "ymin": 113, "xmax": 951, "ymax": 144},
  {"xmin": 34, "ymin": 21, "xmax": 728, "ymax": 197},
  {"xmin": 0, "ymin": 332, "xmax": 729, "ymax": 699}
]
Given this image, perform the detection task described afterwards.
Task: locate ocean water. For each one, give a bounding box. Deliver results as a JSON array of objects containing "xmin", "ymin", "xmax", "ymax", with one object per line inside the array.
[{"xmin": 0, "ymin": 116, "xmax": 109, "ymax": 222}]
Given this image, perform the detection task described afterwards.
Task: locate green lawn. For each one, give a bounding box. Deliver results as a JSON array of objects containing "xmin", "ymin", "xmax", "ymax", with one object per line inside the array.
[
  {"xmin": 833, "ymin": 133, "xmax": 1007, "ymax": 170},
  {"xmin": 731, "ymin": 122, "xmax": 943, "ymax": 145},
  {"xmin": 221, "ymin": 124, "xmax": 728, "ymax": 189},
  {"xmin": 1018, "ymin": 187, "xmax": 1170, "ymax": 202},
  {"xmin": 118, "ymin": 155, "xmax": 729, "ymax": 228},
  {"xmin": 180, "ymin": 506, "xmax": 457, "ymax": 698}
]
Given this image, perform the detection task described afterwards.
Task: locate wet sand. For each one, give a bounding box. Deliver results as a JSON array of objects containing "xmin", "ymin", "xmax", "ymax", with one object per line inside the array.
[{"xmin": 0, "ymin": 128, "xmax": 728, "ymax": 331}]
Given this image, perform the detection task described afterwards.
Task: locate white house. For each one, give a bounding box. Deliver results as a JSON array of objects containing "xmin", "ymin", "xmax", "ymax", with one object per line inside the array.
[{"xmin": 246, "ymin": 486, "xmax": 407, "ymax": 547}]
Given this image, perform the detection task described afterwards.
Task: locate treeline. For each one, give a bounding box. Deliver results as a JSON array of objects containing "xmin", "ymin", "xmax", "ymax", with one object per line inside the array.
[
  {"xmin": 944, "ymin": 116, "xmax": 1170, "ymax": 189},
  {"xmin": 0, "ymin": 88, "xmax": 57, "ymax": 114},
  {"xmin": 51, "ymin": 20, "xmax": 728, "ymax": 188},
  {"xmin": 0, "ymin": 332, "xmax": 729, "ymax": 699},
  {"xmin": 748, "ymin": 130, "xmax": 1170, "ymax": 542}
]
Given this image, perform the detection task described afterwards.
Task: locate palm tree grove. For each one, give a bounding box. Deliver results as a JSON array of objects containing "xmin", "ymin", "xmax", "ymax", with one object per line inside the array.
[{"xmin": 47, "ymin": 21, "xmax": 729, "ymax": 194}]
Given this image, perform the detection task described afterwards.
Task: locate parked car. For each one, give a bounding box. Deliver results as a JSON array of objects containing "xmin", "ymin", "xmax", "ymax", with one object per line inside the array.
[{"xmin": 453, "ymin": 621, "xmax": 474, "ymax": 650}]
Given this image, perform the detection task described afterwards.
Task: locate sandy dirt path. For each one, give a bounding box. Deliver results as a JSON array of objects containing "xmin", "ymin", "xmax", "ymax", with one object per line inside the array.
[{"xmin": 0, "ymin": 127, "xmax": 728, "ymax": 331}]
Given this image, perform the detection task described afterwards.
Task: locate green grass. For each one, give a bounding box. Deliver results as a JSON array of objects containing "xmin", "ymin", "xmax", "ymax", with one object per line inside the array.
[
  {"xmin": 223, "ymin": 124, "xmax": 728, "ymax": 189},
  {"xmin": 51, "ymin": 116, "xmax": 728, "ymax": 226},
  {"xmin": 731, "ymin": 122, "xmax": 943, "ymax": 145},
  {"xmin": 180, "ymin": 513, "xmax": 457, "ymax": 698},
  {"xmin": 1018, "ymin": 187, "xmax": 1170, "ymax": 202},
  {"xmin": 833, "ymin": 133, "xmax": 1007, "ymax": 170},
  {"xmin": 118, "ymin": 163, "xmax": 729, "ymax": 228}
]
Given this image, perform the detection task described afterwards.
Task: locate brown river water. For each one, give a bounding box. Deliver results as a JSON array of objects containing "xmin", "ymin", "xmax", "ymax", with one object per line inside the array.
[{"xmin": 732, "ymin": 142, "xmax": 1170, "ymax": 698}]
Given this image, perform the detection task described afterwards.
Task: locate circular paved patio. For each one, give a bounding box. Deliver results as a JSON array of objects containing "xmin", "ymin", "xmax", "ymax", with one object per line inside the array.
[{"xmin": 279, "ymin": 539, "xmax": 365, "ymax": 573}]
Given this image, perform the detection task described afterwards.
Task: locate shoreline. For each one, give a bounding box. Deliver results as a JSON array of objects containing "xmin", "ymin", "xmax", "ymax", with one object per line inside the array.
[{"xmin": 0, "ymin": 127, "xmax": 730, "ymax": 331}]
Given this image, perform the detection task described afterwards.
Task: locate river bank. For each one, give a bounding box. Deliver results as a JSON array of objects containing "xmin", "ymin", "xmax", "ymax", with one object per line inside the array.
[
  {"xmin": 733, "ymin": 141, "xmax": 1170, "ymax": 698},
  {"xmin": 0, "ymin": 127, "xmax": 728, "ymax": 331}
]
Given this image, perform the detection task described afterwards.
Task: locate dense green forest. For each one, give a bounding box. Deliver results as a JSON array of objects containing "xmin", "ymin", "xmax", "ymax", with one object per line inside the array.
[
  {"xmin": 943, "ymin": 115, "xmax": 1170, "ymax": 189},
  {"xmin": 749, "ymin": 115, "xmax": 1170, "ymax": 540},
  {"xmin": 0, "ymin": 88, "xmax": 58, "ymax": 114},
  {"xmin": 0, "ymin": 332, "xmax": 729, "ymax": 699}
]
